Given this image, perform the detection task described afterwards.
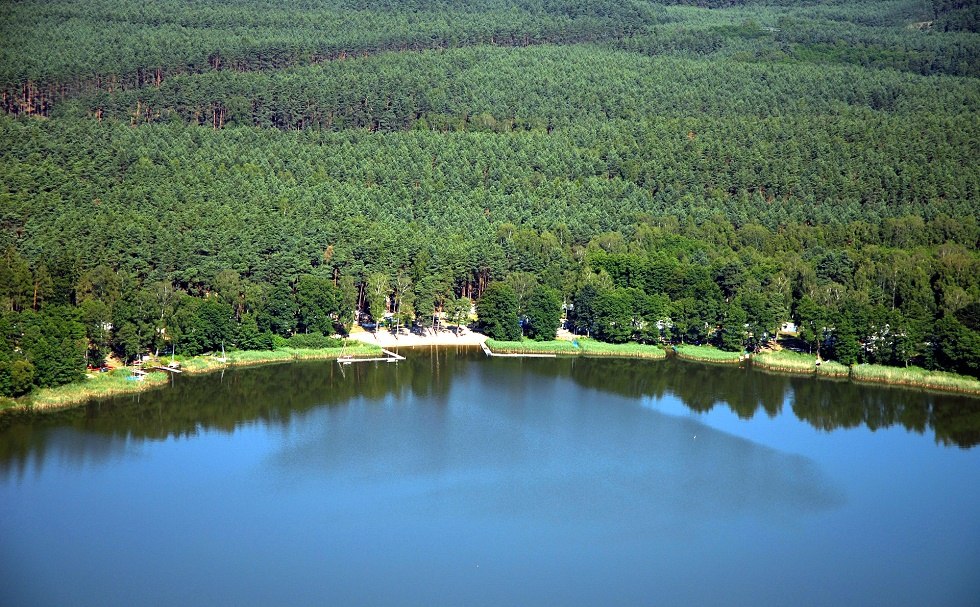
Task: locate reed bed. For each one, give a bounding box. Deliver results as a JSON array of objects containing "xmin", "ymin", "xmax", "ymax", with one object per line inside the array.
[
  {"xmin": 752, "ymin": 350, "xmax": 850, "ymax": 376},
  {"xmin": 673, "ymin": 344, "xmax": 744, "ymax": 364},
  {"xmin": 485, "ymin": 339, "xmax": 666, "ymax": 359},
  {"xmin": 753, "ymin": 351, "xmax": 979, "ymax": 391},
  {"xmin": 485, "ymin": 339, "xmax": 579, "ymax": 355},
  {"xmin": 815, "ymin": 360, "xmax": 850, "ymax": 378},
  {"xmin": 577, "ymin": 339, "xmax": 667, "ymax": 359},
  {"xmin": 28, "ymin": 368, "xmax": 170, "ymax": 410},
  {"xmin": 173, "ymin": 343, "xmax": 382, "ymax": 373},
  {"xmin": 851, "ymin": 364, "xmax": 980, "ymax": 395},
  {"xmin": 752, "ymin": 350, "xmax": 819, "ymax": 373}
]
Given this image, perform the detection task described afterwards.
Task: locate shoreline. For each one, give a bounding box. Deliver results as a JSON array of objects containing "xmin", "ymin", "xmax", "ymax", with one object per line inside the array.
[
  {"xmin": 751, "ymin": 352, "xmax": 850, "ymax": 378},
  {"xmin": 752, "ymin": 351, "xmax": 980, "ymax": 394},
  {"xmin": 4, "ymin": 337, "xmax": 979, "ymax": 417},
  {"xmin": 2, "ymin": 343, "xmax": 384, "ymax": 414}
]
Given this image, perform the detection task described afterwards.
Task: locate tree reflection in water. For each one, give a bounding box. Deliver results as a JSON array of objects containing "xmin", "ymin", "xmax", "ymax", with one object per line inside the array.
[{"xmin": 1, "ymin": 348, "xmax": 977, "ymax": 478}]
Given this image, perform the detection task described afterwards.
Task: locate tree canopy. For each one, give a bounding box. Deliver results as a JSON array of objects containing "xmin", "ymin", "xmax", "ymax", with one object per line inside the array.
[{"xmin": 1, "ymin": 0, "xmax": 978, "ymax": 396}]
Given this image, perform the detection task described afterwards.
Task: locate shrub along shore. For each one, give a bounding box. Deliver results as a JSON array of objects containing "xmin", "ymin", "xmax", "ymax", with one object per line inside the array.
[
  {"xmin": 485, "ymin": 338, "xmax": 666, "ymax": 359},
  {"xmin": 752, "ymin": 350, "xmax": 980, "ymax": 393},
  {"xmin": 3, "ymin": 343, "xmax": 383, "ymax": 413}
]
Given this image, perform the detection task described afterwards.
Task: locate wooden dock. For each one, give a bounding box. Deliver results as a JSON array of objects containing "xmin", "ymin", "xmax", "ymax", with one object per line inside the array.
[
  {"xmin": 152, "ymin": 365, "xmax": 183, "ymax": 373},
  {"xmin": 337, "ymin": 348, "xmax": 406, "ymax": 365}
]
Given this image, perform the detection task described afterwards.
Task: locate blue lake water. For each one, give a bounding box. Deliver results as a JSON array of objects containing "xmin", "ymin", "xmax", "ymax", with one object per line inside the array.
[{"xmin": 2, "ymin": 349, "xmax": 978, "ymax": 606}]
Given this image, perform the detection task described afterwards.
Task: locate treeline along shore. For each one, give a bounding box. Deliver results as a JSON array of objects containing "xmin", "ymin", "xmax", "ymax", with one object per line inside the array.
[
  {"xmin": 4, "ymin": 342, "xmax": 383, "ymax": 413},
  {"xmin": 1, "ymin": 0, "xmax": 978, "ymax": 405}
]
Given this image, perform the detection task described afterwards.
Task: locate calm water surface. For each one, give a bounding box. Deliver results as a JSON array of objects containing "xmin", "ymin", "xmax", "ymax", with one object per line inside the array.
[{"xmin": 2, "ymin": 349, "xmax": 979, "ymax": 606}]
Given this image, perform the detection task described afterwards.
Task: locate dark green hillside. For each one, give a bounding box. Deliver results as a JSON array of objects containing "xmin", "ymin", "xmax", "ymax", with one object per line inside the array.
[
  {"xmin": 0, "ymin": 0, "xmax": 656, "ymax": 115},
  {"xmin": 1, "ymin": 0, "xmax": 978, "ymax": 398}
]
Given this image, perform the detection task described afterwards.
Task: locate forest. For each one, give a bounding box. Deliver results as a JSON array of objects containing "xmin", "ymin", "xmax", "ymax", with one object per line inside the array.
[{"xmin": 0, "ymin": 0, "xmax": 978, "ymax": 397}]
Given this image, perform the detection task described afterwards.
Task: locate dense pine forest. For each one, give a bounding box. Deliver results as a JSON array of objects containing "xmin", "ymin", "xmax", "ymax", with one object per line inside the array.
[{"xmin": 1, "ymin": 0, "xmax": 979, "ymax": 398}]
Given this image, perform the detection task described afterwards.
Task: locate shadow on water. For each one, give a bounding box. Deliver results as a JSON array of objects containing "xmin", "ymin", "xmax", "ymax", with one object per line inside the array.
[
  {"xmin": 530, "ymin": 356, "xmax": 980, "ymax": 449},
  {"xmin": 0, "ymin": 347, "xmax": 461, "ymax": 476},
  {"xmin": 263, "ymin": 365, "xmax": 845, "ymax": 530},
  {"xmin": 1, "ymin": 347, "xmax": 978, "ymax": 478}
]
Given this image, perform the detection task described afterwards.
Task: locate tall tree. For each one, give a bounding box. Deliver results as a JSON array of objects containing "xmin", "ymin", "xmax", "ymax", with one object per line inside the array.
[
  {"xmin": 524, "ymin": 285, "xmax": 561, "ymax": 341},
  {"xmin": 477, "ymin": 283, "xmax": 520, "ymax": 341}
]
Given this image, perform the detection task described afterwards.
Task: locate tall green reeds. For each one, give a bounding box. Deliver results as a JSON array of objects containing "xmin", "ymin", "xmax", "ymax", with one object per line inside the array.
[{"xmin": 673, "ymin": 344, "xmax": 743, "ymax": 364}]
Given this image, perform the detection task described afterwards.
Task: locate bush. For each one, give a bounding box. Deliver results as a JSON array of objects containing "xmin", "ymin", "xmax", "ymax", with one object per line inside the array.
[{"xmin": 286, "ymin": 333, "xmax": 344, "ymax": 349}]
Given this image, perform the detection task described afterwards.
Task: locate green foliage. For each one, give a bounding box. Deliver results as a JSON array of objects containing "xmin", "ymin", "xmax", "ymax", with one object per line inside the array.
[
  {"xmin": 0, "ymin": 0, "xmax": 978, "ymax": 396},
  {"xmin": 16, "ymin": 306, "xmax": 86, "ymax": 389},
  {"xmin": 593, "ymin": 289, "xmax": 634, "ymax": 344},
  {"xmin": 795, "ymin": 297, "xmax": 828, "ymax": 356},
  {"xmin": 295, "ymin": 275, "xmax": 341, "ymax": 335},
  {"xmin": 367, "ymin": 273, "xmax": 390, "ymax": 326},
  {"xmin": 478, "ymin": 283, "xmax": 521, "ymax": 341},
  {"xmin": 285, "ymin": 334, "xmax": 345, "ymax": 349},
  {"xmin": 259, "ymin": 284, "xmax": 299, "ymax": 336},
  {"xmin": 932, "ymin": 316, "xmax": 980, "ymax": 376},
  {"xmin": 718, "ymin": 303, "xmax": 747, "ymax": 352},
  {"xmin": 524, "ymin": 286, "xmax": 562, "ymax": 341},
  {"xmin": 236, "ymin": 314, "xmax": 272, "ymax": 351},
  {"xmin": 832, "ymin": 318, "xmax": 860, "ymax": 366},
  {"xmin": 444, "ymin": 296, "xmax": 472, "ymax": 331}
]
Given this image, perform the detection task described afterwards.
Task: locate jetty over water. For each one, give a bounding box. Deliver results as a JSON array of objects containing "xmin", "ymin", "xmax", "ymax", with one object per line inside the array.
[
  {"xmin": 338, "ymin": 348, "xmax": 406, "ymax": 365},
  {"xmin": 152, "ymin": 365, "xmax": 183, "ymax": 373}
]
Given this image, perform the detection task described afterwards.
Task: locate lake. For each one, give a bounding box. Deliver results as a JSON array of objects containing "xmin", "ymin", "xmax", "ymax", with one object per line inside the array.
[{"xmin": 2, "ymin": 348, "xmax": 979, "ymax": 606}]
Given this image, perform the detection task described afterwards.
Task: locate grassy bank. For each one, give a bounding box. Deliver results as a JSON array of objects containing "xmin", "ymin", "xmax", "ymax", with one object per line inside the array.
[
  {"xmin": 27, "ymin": 368, "xmax": 171, "ymax": 410},
  {"xmin": 672, "ymin": 344, "xmax": 744, "ymax": 364},
  {"xmin": 10, "ymin": 343, "xmax": 384, "ymax": 413},
  {"xmin": 752, "ymin": 350, "xmax": 820, "ymax": 374},
  {"xmin": 752, "ymin": 350, "xmax": 849, "ymax": 378},
  {"xmin": 753, "ymin": 351, "xmax": 980, "ymax": 391},
  {"xmin": 815, "ymin": 360, "xmax": 850, "ymax": 378},
  {"xmin": 485, "ymin": 339, "xmax": 579, "ymax": 355},
  {"xmin": 174, "ymin": 343, "xmax": 383, "ymax": 374},
  {"xmin": 576, "ymin": 339, "xmax": 667, "ymax": 359},
  {"xmin": 485, "ymin": 338, "xmax": 666, "ymax": 359},
  {"xmin": 851, "ymin": 364, "xmax": 980, "ymax": 396}
]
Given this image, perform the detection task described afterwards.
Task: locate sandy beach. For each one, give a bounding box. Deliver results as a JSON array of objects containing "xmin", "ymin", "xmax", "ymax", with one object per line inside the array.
[{"xmin": 347, "ymin": 327, "xmax": 489, "ymax": 348}]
